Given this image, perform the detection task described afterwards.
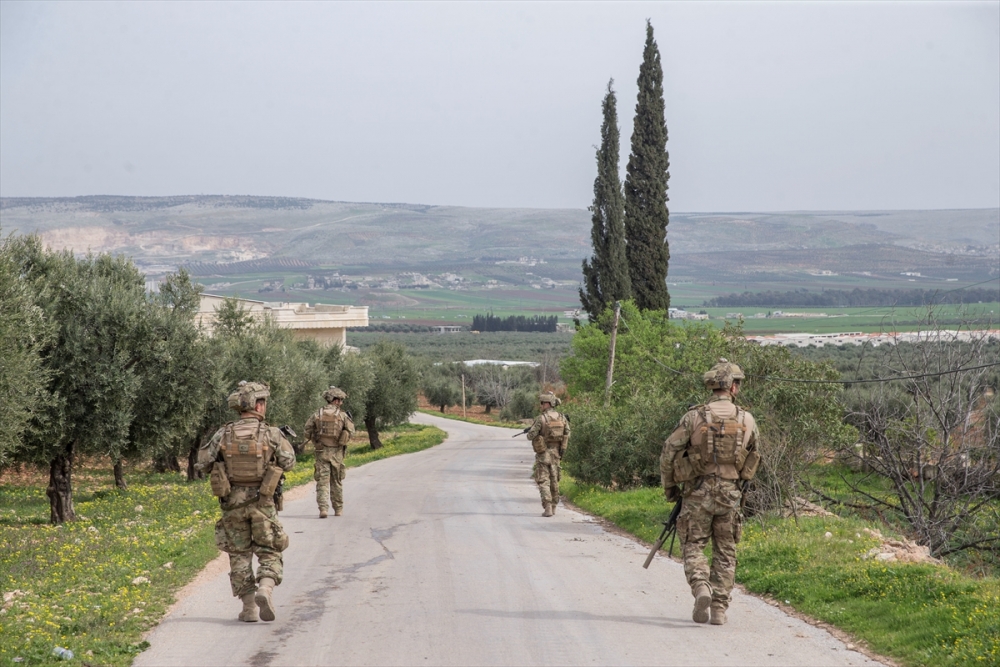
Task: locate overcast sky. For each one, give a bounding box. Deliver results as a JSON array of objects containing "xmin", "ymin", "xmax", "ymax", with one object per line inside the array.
[{"xmin": 1, "ymin": 1, "xmax": 998, "ymax": 211}]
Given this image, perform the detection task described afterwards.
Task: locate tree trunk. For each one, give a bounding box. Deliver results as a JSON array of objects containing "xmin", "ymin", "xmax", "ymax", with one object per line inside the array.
[
  {"xmin": 187, "ymin": 437, "xmax": 204, "ymax": 482},
  {"xmin": 113, "ymin": 459, "xmax": 128, "ymax": 490},
  {"xmin": 440, "ymin": 404, "xmax": 446, "ymax": 413},
  {"xmin": 153, "ymin": 453, "xmax": 181, "ymax": 474},
  {"xmin": 484, "ymin": 404, "xmax": 491, "ymax": 415},
  {"xmin": 47, "ymin": 441, "xmax": 76, "ymax": 524},
  {"xmin": 365, "ymin": 415, "xmax": 383, "ymax": 450}
]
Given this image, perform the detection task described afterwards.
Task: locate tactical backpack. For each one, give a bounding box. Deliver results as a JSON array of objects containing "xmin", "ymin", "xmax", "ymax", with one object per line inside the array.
[
  {"xmin": 220, "ymin": 420, "xmax": 272, "ymax": 485},
  {"xmin": 316, "ymin": 407, "xmax": 347, "ymax": 448},
  {"xmin": 673, "ymin": 406, "xmax": 760, "ymax": 483},
  {"xmin": 541, "ymin": 412, "xmax": 567, "ymax": 448}
]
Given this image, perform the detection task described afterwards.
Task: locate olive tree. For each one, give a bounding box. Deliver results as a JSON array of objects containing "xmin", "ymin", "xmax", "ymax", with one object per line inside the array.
[
  {"xmin": 0, "ymin": 234, "xmax": 52, "ymax": 466},
  {"xmin": 8, "ymin": 239, "xmax": 155, "ymax": 523},
  {"xmin": 361, "ymin": 340, "xmax": 420, "ymax": 449}
]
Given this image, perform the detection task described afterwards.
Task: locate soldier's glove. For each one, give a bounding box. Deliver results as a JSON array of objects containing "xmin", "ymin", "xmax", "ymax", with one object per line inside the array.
[{"xmin": 664, "ymin": 485, "xmax": 681, "ymax": 503}]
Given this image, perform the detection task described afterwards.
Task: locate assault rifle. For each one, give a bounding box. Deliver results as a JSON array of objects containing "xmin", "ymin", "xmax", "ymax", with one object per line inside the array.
[
  {"xmin": 642, "ymin": 498, "xmax": 683, "ymax": 569},
  {"xmin": 512, "ymin": 427, "xmax": 531, "ymax": 438}
]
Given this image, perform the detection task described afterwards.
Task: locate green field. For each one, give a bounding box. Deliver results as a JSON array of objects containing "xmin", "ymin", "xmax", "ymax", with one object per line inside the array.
[{"xmin": 702, "ymin": 302, "xmax": 1000, "ymax": 335}]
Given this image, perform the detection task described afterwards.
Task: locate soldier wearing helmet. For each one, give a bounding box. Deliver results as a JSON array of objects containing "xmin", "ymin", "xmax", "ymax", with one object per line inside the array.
[
  {"xmin": 197, "ymin": 381, "xmax": 296, "ymax": 623},
  {"xmin": 304, "ymin": 386, "xmax": 355, "ymax": 518},
  {"xmin": 660, "ymin": 359, "xmax": 761, "ymax": 626},
  {"xmin": 524, "ymin": 392, "xmax": 570, "ymax": 517}
]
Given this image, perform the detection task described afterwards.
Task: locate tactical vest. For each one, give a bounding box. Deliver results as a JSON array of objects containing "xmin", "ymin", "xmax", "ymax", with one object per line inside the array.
[
  {"xmin": 673, "ymin": 405, "xmax": 758, "ymax": 482},
  {"xmin": 316, "ymin": 407, "xmax": 345, "ymax": 447},
  {"xmin": 540, "ymin": 412, "xmax": 567, "ymax": 448},
  {"xmin": 220, "ymin": 420, "xmax": 272, "ymax": 485}
]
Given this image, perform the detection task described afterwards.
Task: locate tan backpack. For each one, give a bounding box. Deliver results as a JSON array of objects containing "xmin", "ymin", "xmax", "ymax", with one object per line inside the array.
[
  {"xmin": 673, "ymin": 406, "xmax": 759, "ymax": 482},
  {"xmin": 220, "ymin": 421, "xmax": 272, "ymax": 485},
  {"xmin": 541, "ymin": 412, "xmax": 567, "ymax": 448}
]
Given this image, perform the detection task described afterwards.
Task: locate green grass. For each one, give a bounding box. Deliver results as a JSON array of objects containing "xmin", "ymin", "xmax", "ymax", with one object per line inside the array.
[
  {"xmin": 0, "ymin": 423, "xmax": 445, "ymax": 666},
  {"xmin": 561, "ymin": 476, "xmax": 1000, "ymax": 667}
]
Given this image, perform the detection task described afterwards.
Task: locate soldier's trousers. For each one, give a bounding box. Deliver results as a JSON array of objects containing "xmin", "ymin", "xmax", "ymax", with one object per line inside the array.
[
  {"xmin": 677, "ymin": 477, "xmax": 743, "ymax": 609},
  {"xmin": 314, "ymin": 454, "xmax": 345, "ymax": 512},
  {"xmin": 534, "ymin": 450, "xmax": 561, "ymax": 508},
  {"xmin": 214, "ymin": 487, "xmax": 289, "ymax": 598}
]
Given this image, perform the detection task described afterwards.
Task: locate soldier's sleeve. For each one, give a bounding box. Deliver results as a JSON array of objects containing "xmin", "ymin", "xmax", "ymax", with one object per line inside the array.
[
  {"xmin": 195, "ymin": 427, "xmax": 225, "ymax": 472},
  {"xmin": 745, "ymin": 413, "xmax": 761, "ymax": 453},
  {"xmin": 270, "ymin": 427, "xmax": 297, "ymax": 471},
  {"xmin": 660, "ymin": 412, "xmax": 694, "ymax": 489},
  {"xmin": 525, "ymin": 415, "xmax": 544, "ymax": 440},
  {"xmin": 304, "ymin": 413, "xmax": 318, "ymax": 442},
  {"xmin": 342, "ymin": 412, "xmax": 356, "ymax": 435}
]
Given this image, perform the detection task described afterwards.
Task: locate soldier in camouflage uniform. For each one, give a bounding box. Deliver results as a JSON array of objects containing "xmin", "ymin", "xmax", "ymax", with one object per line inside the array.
[
  {"xmin": 525, "ymin": 393, "xmax": 570, "ymax": 517},
  {"xmin": 660, "ymin": 359, "xmax": 761, "ymax": 626},
  {"xmin": 304, "ymin": 386, "xmax": 355, "ymax": 518},
  {"xmin": 197, "ymin": 381, "xmax": 296, "ymax": 623}
]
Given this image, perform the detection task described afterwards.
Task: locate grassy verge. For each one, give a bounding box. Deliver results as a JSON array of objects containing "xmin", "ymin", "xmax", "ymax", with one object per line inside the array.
[
  {"xmin": 0, "ymin": 423, "xmax": 445, "ymax": 666},
  {"xmin": 416, "ymin": 408, "xmax": 523, "ymax": 429},
  {"xmin": 561, "ymin": 476, "xmax": 999, "ymax": 667}
]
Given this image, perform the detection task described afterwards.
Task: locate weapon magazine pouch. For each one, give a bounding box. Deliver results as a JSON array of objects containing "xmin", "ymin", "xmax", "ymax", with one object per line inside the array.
[
  {"xmin": 210, "ymin": 462, "xmax": 231, "ymax": 497},
  {"xmin": 259, "ymin": 464, "xmax": 283, "ymax": 497},
  {"xmin": 531, "ymin": 436, "xmax": 547, "ymax": 454},
  {"xmin": 337, "ymin": 426, "xmax": 351, "ymax": 447},
  {"xmin": 740, "ymin": 450, "xmax": 761, "ymax": 480},
  {"xmin": 673, "ymin": 449, "xmax": 696, "ymax": 483}
]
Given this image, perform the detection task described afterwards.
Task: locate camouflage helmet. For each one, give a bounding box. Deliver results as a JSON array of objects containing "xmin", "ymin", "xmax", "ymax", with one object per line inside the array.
[
  {"xmin": 323, "ymin": 386, "xmax": 347, "ymax": 402},
  {"xmin": 228, "ymin": 380, "xmax": 271, "ymax": 412},
  {"xmin": 539, "ymin": 392, "xmax": 560, "ymax": 407},
  {"xmin": 703, "ymin": 358, "xmax": 745, "ymax": 390}
]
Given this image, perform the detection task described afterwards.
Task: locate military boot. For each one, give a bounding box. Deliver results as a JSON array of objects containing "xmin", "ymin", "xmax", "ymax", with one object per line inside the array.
[
  {"xmin": 692, "ymin": 583, "xmax": 712, "ymax": 624},
  {"xmin": 319, "ymin": 509, "xmax": 328, "ymax": 519},
  {"xmin": 710, "ymin": 604, "xmax": 727, "ymax": 626},
  {"xmin": 238, "ymin": 592, "xmax": 258, "ymax": 622},
  {"xmin": 255, "ymin": 577, "xmax": 277, "ymax": 622},
  {"xmin": 542, "ymin": 503, "xmax": 553, "ymax": 517},
  {"xmin": 334, "ymin": 508, "xmax": 342, "ymax": 516},
  {"xmin": 550, "ymin": 502, "xmax": 557, "ymax": 515}
]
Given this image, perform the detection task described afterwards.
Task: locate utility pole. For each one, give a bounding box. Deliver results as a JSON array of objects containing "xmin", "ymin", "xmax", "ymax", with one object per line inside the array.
[
  {"xmin": 461, "ymin": 373, "xmax": 467, "ymax": 419},
  {"xmin": 604, "ymin": 301, "xmax": 621, "ymax": 407}
]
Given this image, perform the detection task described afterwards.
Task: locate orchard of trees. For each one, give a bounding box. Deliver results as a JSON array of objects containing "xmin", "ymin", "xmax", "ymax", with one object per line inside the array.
[
  {"xmin": 0, "ymin": 233, "xmax": 421, "ymax": 524},
  {"xmin": 471, "ymin": 313, "xmax": 557, "ymax": 333},
  {"xmin": 705, "ymin": 287, "xmax": 1000, "ymax": 309}
]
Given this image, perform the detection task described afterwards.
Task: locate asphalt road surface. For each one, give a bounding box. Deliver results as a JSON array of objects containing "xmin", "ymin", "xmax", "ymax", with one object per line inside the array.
[{"xmin": 136, "ymin": 413, "xmax": 883, "ymax": 667}]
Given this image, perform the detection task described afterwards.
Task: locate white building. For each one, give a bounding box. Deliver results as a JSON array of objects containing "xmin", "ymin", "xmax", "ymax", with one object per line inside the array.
[{"xmin": 197, "ymin": 294, "xmax": 369, "ymax": 347}]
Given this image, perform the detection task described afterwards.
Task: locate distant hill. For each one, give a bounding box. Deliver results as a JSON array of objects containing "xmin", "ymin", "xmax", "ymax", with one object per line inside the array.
[{"xmin": 1, "ymin": 196, "xmax": 996, "ymax": 283}]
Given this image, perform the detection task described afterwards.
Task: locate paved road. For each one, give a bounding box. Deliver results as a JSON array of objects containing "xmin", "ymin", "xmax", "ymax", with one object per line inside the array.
[{"xmin": 136, "ymin": 413, "xmax": 882, "ymax": 666}]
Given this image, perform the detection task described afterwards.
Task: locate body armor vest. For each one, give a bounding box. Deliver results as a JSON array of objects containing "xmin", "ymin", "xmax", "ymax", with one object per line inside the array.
[
  {"xmin": 674, "ymin": 405, "xmax": 755, "ymax": 482},
  {"xmin": 541, "ymin": 412, "xmax": 567, "ymax": 448},
  {"xmin": 220, "ymin": 420, "xmax": 271, "ymax": 485},
  {"xmin": 316, "ymin": 407, "xmax": 345, "ymax": 447}
]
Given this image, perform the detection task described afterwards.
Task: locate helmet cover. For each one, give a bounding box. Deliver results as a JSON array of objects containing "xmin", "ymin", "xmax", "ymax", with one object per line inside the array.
[
  {"xmin": 703, "ymin": 358, "xmax": 745, "ymax": 390},
  {"xmin": 323, "ymin": 386, "xmax": 347, "ymax": 402},
  {"xmin": 231, "ymin": 380, "xmax": 271, "ymax": 412}
]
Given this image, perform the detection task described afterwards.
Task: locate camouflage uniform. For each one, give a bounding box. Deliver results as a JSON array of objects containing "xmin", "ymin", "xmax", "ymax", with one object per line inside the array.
[
  {"xmin": 660, "ymin": 361, "xmax": 760, "ymax": 625},
  {"xmin": 526, "ymin": 394, "xmax": 570, "ymax": 516},
  {"xmin": 305, "ymin": 397, "xmax": 354, "ymax": 516},
  {"xmin": 198, "ymin": 416, "xmax": 296, "ymax": 599}
]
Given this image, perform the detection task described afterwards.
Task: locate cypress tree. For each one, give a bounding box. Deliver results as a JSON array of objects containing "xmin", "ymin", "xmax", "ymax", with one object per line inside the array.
[
  {"xmin": 624, "ymin": 20, "xmax": 671, "ymax": 311},
  {"xmin": 580, "ymin": 79, "xmax": 631, "ymax": 321}
]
